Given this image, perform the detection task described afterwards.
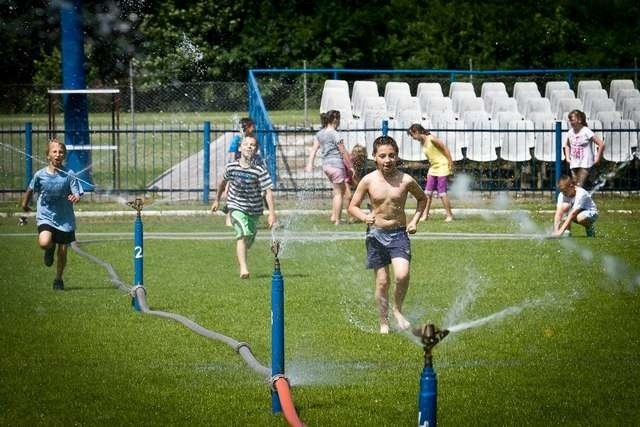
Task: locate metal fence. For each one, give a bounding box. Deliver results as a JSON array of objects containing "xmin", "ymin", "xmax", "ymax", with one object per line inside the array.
[{"xmin": 1, "ymin": 121, "xmax": 638, "ymax": 202}]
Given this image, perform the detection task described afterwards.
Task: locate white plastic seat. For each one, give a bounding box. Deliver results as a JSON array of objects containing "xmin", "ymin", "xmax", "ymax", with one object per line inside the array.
[
  {"xmin": 385, "ymin": 88, "xmax": 412, "ymax": 118},
  {"xmin": 321, "ymin": 92, "xmax": 353, "ymax": 118},
  {"xmin": 465, "ymin": 119, "xmax": 500, "ymax": 161},
  {"xmin": 448, "ymin": 81, "xmax": 475, "ymax": 97},
  {"xmin": 483, "ymin": 91, "xmax": 510, "ymax": 114},
  {"xmin": 421, "ymin": 96, "xmax": 453, "ymax": 119},
  {"xmin": 601, "ymin": 119, "xmax": 638, "ymax": 162},
  {"xmin": 342, "ymin": 118, "xmax": 367, "ymax": 151},
  {"xmin": 523, "ymin": 98, "xmax": 552, "ymax": 118},
  {"xmin": 513, "ymin": 82, "xmax": 540, "ymax": 99},
  {"xmin": 609, "ymin": 80, "xmax": 635, "ymax": 104},
  {"xmin": 461, "ymin": 110, "xmax": 491, "ymax": 124},
  {"xmin": 393, "ymin": 118, "xmax": 426, "ymax": 162},
  {"xmin": 384, "ymin": 82, "xmax": 411, "ymax": 99},
  {"xmin": 361, "ymin": 96, "xmax": 387, "ymax": 119},
  {"xmin": 320, "ymin": 87, "xmax": 350, "ymax": 113},
  {"xmin": 582, "ymin": 89, "xmax": 609, "ymax": 119},
  {"xmin": 595, "ymin": 110, "xmax": 623, "ymax": 123},
  {"xmin": 533, "ymin": 120, "xmax": 567, "ymax": 162},
  {"xmin": 458, "ymin": 97, "xmax": 486, "ymax": 115},
  {"xmin": 451, "ymin": 91, "xmax": 477, "ymax": 114},
  {"xmin": 528, "ymin": 111, "xmax": 555, "ymax": 123},
  {"xmin": 590, "ymin": 99, "xmax": 617, "ymax": 120},
  {"xmin": 622, "ymin": 97, "xmax": 640, "ymax": 119},
  {"xmin": 351, "ymin": 81, "xmax": 379, "ymax": 118},
  {"xmin": 480, "ymin": 82, "xmax": 508, "ymax": 100},
  {"xmin": 323, "ymin": 79, "xmax": 349, "ymax": 91},
  {"xmin": 576, "ymin": 80, "xmax": 603, "ymax": 101},
  {"xmin": 494, "ymin": 111, "xmax": 523, "ymax": 126},
  {"xmin": 556, "ymin": 98, "xmax": 584, "ymax": 121},
  {"xmin": 394, "ymin": 97, "xmax": 420, "ymax": 119},
  {"xmin": 490, "ymin": 98, "xmax": 519, "ymax": 117},
  {"xmin": 396, "ymin": 109, "xmax": 422, "ymax": 125},
  {"xmin": 545, "ymin": 81, "xmax": 571, "ymax": 98},
  {"xmin": 416, "ymin": 82, "xmax": 444, "ymax": 99},
  {"xmin": 431, "ymin": 119, "xmax": 466, "ymax": 161},
  {"xmin": 516, "ymin": 90, "xmax": 543, "ymax": 116},
  {"xmin": 499, "ymin": 119, "xmax": 534, "ymax": 161},
  {"xmin": 549, "ymin": 89, "xmax": 576, "ymax": 117},
  {"xmin": 430, "ymin": 111, "xmax": 458, "ymax": 124},
  {"xmin": 614, "ymin": 88, "xmax": 640, "ymax": 111}
]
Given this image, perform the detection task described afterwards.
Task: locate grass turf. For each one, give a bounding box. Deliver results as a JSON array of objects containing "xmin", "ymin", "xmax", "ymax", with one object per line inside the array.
[{"xmin": 1, "ymin": 201, "xmax": 639, "ymax": 426}]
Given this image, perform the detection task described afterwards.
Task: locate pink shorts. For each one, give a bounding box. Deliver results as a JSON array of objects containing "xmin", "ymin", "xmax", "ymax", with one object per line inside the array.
[
  {"xmin": 323, "ymin": 164, "xmax": 347, "ymax": 184},
  {"xmin": 424, "ymin": 175, "xmax": 448, "ymax": 196}
]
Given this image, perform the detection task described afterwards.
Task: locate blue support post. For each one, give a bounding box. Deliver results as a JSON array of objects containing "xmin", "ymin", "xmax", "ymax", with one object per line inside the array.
[
  {"xmin": 24, "ymin": 122, "xmax": 32, "ymax": 188},
  {"xmin": 554, "ymin": 120, "xmax": 563, "ymax": 198},
  {"xmin": 60, "ymin": 0, "xmax": 93, "ymax": 190},
  {"xmin": 271, "ymin": 243, "xmax": 284, "ymax": 413},
  {"xmin": 203, "ymin": 121, "xmax": 211, "ymax": 203},
  {"xmin": 382, "ymin": 119, "xmax": 389, "ymax": 137}
]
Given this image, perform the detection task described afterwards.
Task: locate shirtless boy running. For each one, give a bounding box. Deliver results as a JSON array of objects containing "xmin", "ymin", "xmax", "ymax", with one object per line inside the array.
[{"xmin": 348, "ymin": 136, "xmax": 427, "ymax": 333}]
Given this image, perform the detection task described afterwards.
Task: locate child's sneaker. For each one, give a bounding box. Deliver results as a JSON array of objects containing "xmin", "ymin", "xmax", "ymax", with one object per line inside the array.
[
  {"xmin": 53, "ymin": 278, "xmax": 64, "ymax": 290},
  {"xmin": 44, "ymin": 246, "xmax": 55, "ymax": 267},
  {"xmin": 586, "ymin": 226, "xmax": 596, "ymax": 237}
]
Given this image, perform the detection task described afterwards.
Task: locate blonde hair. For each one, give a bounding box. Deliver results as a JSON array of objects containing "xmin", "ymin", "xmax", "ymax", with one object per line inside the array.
[{"xmin": 46, "ymin": 138, "xmax": 66, "ymax": 155}]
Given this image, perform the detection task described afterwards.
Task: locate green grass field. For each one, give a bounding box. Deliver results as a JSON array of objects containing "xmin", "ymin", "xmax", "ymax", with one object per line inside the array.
[{"xmin": 1, "ymin": 199, "xmax": 639, "ymax": 426}]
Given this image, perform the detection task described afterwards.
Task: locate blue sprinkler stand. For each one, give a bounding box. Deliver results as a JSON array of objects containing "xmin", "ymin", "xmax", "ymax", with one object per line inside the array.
[
  {"xmin": 270, "ymin": 240, "xmax": 285, "ymax": 414},
  {"xmin": 127, "ymin": 198, "xmax": 145, "ymax": 311},
  {"xmin": 414, "ymin": 323, "xmax": 449, "ymax": 427}
]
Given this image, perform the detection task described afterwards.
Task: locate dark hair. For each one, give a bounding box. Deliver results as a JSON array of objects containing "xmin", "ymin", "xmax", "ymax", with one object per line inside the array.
[
  {"xmin": 407, "ymin": 123, "xmax": 430, "ymax": 136},
  {"xmin": 320, "ymin": 112, "xmax": 329, "ymax": 128},
  {"xmin": 240, "ymin": 117, "xmax": 254, "ymax": 132},
  {"xmin": 372, "ymin": 135, "xmax": 399, "ymax": 155},
  {"xmin": 325, "ymin": 110, "xmax": 341, "ymax": 125},
  {"xmin": 567, "ymin": 110, "xmax": 587, "ymax": 127}
]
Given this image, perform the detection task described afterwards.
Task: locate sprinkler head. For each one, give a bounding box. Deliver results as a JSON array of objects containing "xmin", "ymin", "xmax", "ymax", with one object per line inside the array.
[
  {"xmin": 18, "ymin": 216, "xmax": 28, "ymax": 226},
  {"xmin": 127, "ymin": 198, "xmax": 144, "ymax": 214},
  {"xmin": 413, "ymin": 322, "xmax": 449, "ymax": 366},
  {"xmin": 271, "ymin": 240, "xmax": 281, "ymax": 258}
]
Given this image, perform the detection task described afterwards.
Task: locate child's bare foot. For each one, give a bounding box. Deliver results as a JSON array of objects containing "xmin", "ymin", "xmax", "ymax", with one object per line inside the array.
[
  {"xmin": 444, "ymin": 216, "xmax": 453, "ymax": 222},
  {"xmin": 240, "ymin": 272, "xmax": 250, "ymax": 279},
  {"xmin": 393, "ymin": 311, "xmax": 411, "ymax": 330},
  {"xmin": 379, "ymin": 323, "xmax": 390, "ymax": 334}
]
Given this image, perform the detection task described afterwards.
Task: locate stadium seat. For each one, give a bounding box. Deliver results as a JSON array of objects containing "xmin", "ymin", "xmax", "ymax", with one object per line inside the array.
[
  {"xmin": 394, "ymin": 118, "xmax": 426, "ymax": 162},
  {"xmin": 549, "ymin": 89, "xmax": 576, "ymax": 117},
  {"xmin": 609, "ymin": 79, "xmax": 635, "ymax": 104},
  {"xmin": 533, "ymin": 120, "xmax": 567, "ymax": 162},
  {"xmin": 385, "ymin": 88, "xmax": 412, "ymax": 118},
  {"xmin": 421, "ymin": 96, "xmax": 454, "ymax": 119},
  {"xmin": 461, "ymin": 110, "xmax": 491, "ymax": 124},
  {"xmin": 483, "ymin": 91, "xmax": 510, "ymax": 114},
  {"xmin": 448, "ymin": 81, "xmax": 476, "ymax": 97},
  {"xmin": 494, "ymin": 111, "xmax": 523, "ymax": 126},
  {"xmin": 451, "ymin": 91, "xmax": 477, "ymax": 114},
  {"xmin": 601, "ymin": 119, "xmax": 638, "ymax": 162},
  {"xmin": 394, "ymin": 97, "xmax": 420, "ymax": 119},
  {"xmin": 544, "ymin": 81, "xmax": 571, "ymax": 98},
  {"xmin": 523, "ymin": 98, "xmax": 552, "ymax": 118},
  {"xmin": 480, "ymin": 82, "xmax": 508, "ymax": 100},
  {"xmin": 622, "ymin": 97, "xmax": 640, "ymax": 119},
  {"xmin": 589, "ymin": 99, "xmax": 617, "ymax": 120},
  {"xmin": 430, "ymin": 111, "xmax": 458, "ymax": 124},
  {"xmin": 320, "ymin": 86, "xmax": 352, "ymax": 116},
  {"xmin": 431, "ymin": 119, "xmax": 466, "ymax": 161},
  {"xmin": 351, "ymin": 81, "xmax": 379, "ymax": 118},
  {"xmin": 490, "ymin": 97, "xmax": 519, "ymax": 117},
  {"xmin": 513, "ymin": 82, "xmax": 540, "ymax": 99},
  {"xmin": 416, "ymin": 82, "xmax": 444, "ymax": 99},
  {"xmin": 595, "ymin": 110, "xmax": 623, "ymax": 123},
  {"xmin": 465, "ymin": 119, "xmax": 500, "ymax": 161},
  {"xmin": 342, "ymin": 118, "xmax": 367, "ymax": 151},
  {"xmin": 384, "ymin": 81, "xmax": 411, "ymax": 99},
  {"xmin": 458, "ymin": 97, "xmax": 486, "ymax": 116},
  {"xmin": 499, "ymin": 119, "xmax": 534, "ymax": 162},
  {"xmin": 614, "ymin": 88, "xmax": 640, "ymax": 111},
  {"xmin": 581, "ymin": 89, "xmax": 609, "ymax": 119},
  {"xmin": 360, "ymin": 96, "xmax": 387, "ymax": 118},
  {"xmin": 527, "ymin": 111, "xmax": 555, "ymax": 123},
  {"xmin": 556, "ymin": 98, "xmax": 584, "ymax": 121},
  {"xmin": 323, "ymin": 79, "xmax": 349, "ymax": 91},
  {"xmin": 576, "ymin": 80, "xmax": 603, "ymax": 101}
]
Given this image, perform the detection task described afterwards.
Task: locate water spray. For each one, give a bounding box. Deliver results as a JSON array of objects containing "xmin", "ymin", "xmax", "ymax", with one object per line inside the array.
[
  {"xmin": 413, "ymin": 322, "xmax": 449, "ymax": 427},
  {"xmin": 127, "ymin": 198, "xmax": 145, "ymax": 311}
]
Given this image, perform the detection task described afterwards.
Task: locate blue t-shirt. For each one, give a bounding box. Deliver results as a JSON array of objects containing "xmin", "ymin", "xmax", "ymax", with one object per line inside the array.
[{"xmin": 29, "ymin": 167, "xmax": 83, "ymax": 232}]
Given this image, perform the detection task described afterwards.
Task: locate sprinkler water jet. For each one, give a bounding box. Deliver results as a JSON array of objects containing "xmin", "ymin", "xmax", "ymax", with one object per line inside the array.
[{"xmin": 413, "ymin": 322, "xmax": 449, "ymax": 427}]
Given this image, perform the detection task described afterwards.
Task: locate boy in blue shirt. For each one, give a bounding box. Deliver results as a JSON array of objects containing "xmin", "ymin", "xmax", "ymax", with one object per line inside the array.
[{"xmin": 21, "ymin": 138, "xmax": 83, "ymax": 290}]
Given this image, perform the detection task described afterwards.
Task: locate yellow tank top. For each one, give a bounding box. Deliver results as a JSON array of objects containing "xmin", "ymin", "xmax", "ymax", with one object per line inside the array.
[{"xmin": 421, "ymin": 135, "xmax": 451, "ymax": 176}]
